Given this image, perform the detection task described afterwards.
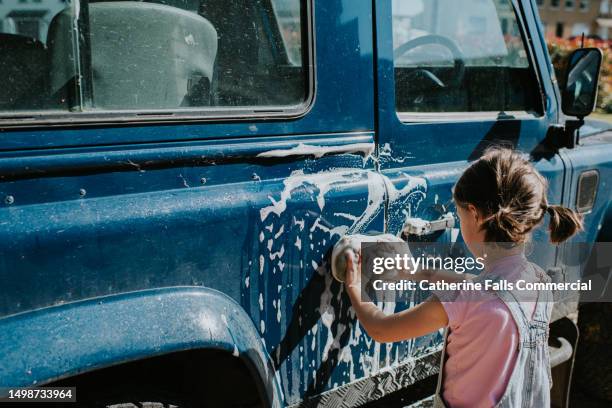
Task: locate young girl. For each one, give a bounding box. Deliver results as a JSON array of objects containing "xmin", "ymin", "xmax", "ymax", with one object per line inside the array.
[{"xmin": 343, "ymin": 147, "xmax": 583, "ymax": 408}]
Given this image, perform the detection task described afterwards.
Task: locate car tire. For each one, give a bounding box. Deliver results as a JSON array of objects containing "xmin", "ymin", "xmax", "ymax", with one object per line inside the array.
[{"xmin": 77, "ymin": 388, "xmax": 197, "ymax": 408}]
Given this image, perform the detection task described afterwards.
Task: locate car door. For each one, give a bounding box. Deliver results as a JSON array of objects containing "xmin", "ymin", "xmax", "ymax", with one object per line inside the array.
[
  {"xmin": 372, "ymin": 0, "xmax": 567, "ymax": 378},
  {"xmin": 0, "ymin": 0, "xmax": 425, "ymax": 406}
]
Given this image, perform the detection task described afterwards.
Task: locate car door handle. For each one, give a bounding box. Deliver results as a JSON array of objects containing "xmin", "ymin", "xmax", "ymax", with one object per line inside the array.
[{"xmin": 403, "ymin": 213, "xmax": 455, "ymax": 236}]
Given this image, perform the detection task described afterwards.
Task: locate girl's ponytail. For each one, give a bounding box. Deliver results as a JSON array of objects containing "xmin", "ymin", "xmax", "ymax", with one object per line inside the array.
[
  {"xmin": 453, "ymin": 147, "xmax": 585, "ymax": 244},
  {"xmin": 546, "ymin": 205, "xmax": 584, "ymax": 244}
]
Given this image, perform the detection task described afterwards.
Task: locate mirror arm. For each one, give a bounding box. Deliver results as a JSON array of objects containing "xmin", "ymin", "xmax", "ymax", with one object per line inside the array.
[
  {"xmin": 565, "ymin": 118, "xmax": 585, "ymax": 148},
  {"xmin": 547, "ymin": 118, "xmax": 584, "ymax": 150}
]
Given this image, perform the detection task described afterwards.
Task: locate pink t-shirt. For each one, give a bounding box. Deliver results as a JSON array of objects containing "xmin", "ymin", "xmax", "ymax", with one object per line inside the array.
[{"xmin": 435, "ymin": 254, "xmax": 537, "ymax": 408}]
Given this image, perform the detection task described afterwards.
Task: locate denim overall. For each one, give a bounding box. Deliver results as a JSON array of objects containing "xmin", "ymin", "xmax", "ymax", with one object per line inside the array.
[{"xmin": 433, "ymin": 263, "xmax": 553, "ymax": 408}]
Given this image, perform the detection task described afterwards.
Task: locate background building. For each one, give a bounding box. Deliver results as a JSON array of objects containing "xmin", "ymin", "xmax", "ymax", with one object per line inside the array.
[{"xmin": 537, "ymin": 0, "xmax": 612, "ymax": 40}]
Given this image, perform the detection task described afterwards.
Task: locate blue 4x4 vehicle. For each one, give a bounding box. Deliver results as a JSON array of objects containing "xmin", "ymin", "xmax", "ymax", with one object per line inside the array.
[{"xmin": 0, "ymin": 0, "xmax": 611, "ymax": 406}]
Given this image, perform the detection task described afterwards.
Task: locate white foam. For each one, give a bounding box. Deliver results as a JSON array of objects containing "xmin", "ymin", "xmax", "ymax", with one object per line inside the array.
[
  {"xmin": 379, "ymin": 142, "xmax": 413, "ymax": 163},
  {"xmin": 334, "ymin": 212, "xmax": 359, "ymax": 221},
  {"xmin": 294, "ymin": 217, "xmax": 305, "ymax": 231},
  {"xmin": 383, "ymin": 172, "xmax": 427, "ymax": 204},
  {"xmin": 257, "ymin": 142, "xmax": 374, "ymax": 160},
  {"xmin": 252, "ymin": 167, "xmax": 429, "ymax": 397},
  {"xmin": 270, "ymin": 245, "xmax": 285, "ymax": 260},
  {"xmin": 259, "ymin": 255, "xmax": 264, "ymax": 275},
  {"xmin": 274, "ymin": 225, "xmax": 285, "ymax": 239},
  {"xmin": 260, "ymin": 169, "xmax": 366, "ymax": 222},
  {"xmin": 350, "ymin": 172, "xmax": 386, "ymax": 233}
]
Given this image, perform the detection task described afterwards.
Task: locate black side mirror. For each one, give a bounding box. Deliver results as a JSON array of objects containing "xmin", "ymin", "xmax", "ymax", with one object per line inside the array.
[{"xmin": 561, "ymin": 48, "xmax": 603, "ymax": 118}]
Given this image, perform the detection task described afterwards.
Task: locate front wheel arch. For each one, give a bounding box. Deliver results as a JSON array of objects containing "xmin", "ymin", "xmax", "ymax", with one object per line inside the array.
[
  {"xmin": 1, "ymin": 287, "xmax": 282, "ymax": 407},
  {"xmin": 49, "ymin": 348, "xmax": 265, "ymax": 408}
]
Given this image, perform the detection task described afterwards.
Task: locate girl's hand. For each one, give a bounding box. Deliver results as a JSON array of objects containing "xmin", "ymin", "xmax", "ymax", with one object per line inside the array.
[
  {"xmin": 344, "ymin": 250, "xmax": 361, "ymax": 290},
  {"xmin": 342, "ymin": 247, "xmax": 448, "ymax": 343}
]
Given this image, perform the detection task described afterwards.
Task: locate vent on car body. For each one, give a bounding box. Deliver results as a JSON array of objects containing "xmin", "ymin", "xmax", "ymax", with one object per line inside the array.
[{"xmin": 576, "ymin": 170, "xmax": 599, "ymax": 213}]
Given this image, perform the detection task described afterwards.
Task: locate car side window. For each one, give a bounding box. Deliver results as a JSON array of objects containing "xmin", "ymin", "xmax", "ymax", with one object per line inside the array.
[
  {"xmin": 392, "ymin": 0, "xmax": 541, "ymax": 114},
  {"xmin": 0, "ymin": 0, "xmax": 75, "ymax": 112},
  {"xmin": 0, "ymin": 0, "xmax": 308, "ymax": 119}
]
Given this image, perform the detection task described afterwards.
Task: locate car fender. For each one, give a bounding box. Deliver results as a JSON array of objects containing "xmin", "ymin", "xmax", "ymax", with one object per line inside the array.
[{"xmin": 0, "ymin": 286, "xmax": 281, "ymax": 407}]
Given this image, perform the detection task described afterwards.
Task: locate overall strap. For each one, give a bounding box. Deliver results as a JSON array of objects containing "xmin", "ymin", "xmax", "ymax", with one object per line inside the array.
[
  {"xmin": 433, "ymin": 328, "xmax": 450, "ymax": 408},
  {"xmin": 495, "ymin": 262, "xmax": 552, "ymax": 346},
  {"xmin": 485, "ymin": 273, "xmax": 532, "ymax": 330},
  {"xmin": 496, "ymin": 289, "xmax": 531, "ymax": 334},
  {"xmin": 530, "ymin": 264, "xmax": 553, "ymax": 322}
]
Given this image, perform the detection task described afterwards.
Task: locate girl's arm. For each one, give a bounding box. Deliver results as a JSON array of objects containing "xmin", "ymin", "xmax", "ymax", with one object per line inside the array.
[
  {"xmin": 397, "ymin": 267, "xmax": 477, "ymax": 284},
  {"xmin": 345, "ymin": 254, "xmax": 449, "ymax": 343}
]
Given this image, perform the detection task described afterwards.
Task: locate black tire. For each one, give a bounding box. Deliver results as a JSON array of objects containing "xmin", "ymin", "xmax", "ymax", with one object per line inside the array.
[
  {"xmin": 574, "ymin": 302, "xmax": 612, "ymax": 402},
  {"xmin": 85, "ymin": 388, "xmax": 261, "ymax": 408},
  {"xmin": 104, "ymin": 405, "xmax": 181, "ymax": 408},
  {"xmin": 77, "ymin": 384, "xmax": 260, "ymax": 408},
  {"xmin": 48, "ymin": 350, "xmax": 263, "ymax": 408},
  {"xmin": 79, "ymin": 387, "xmax": 196, "ymax": 408}
]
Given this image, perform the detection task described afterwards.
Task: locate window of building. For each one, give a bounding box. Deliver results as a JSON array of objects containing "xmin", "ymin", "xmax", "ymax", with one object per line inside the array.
[
  {"xmin": 565, "ymin": 0, "xmax": 575, "ymax": 9},
  {"xmin": 556, "ymin": 22, "xmax": 565, "ymax": 37},
  {"xmin": 392, "ymin": 0, "xmax": 540, "ymax": 114},
  {"xmin": 0, "ymin": 0, "xmax": 310, "ymax": 121},
  {"xmin": 551, "ymin": 0, "xmax": 560, "ymax": 7},
  {"xmin": 580, "ymin": 0, "xmax": 589, "ymax": 11},
  {"xmin": 598, "ymin": 25, "xmax": 609, "ymax": 40},
  {"xmin": 572, "ymin": 23, "xmax": 590, "ymax": 36}
]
